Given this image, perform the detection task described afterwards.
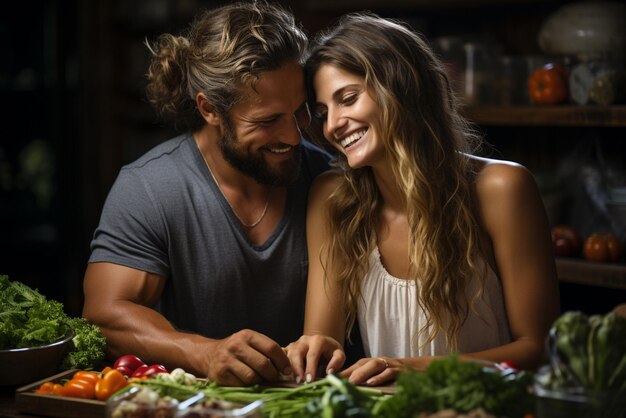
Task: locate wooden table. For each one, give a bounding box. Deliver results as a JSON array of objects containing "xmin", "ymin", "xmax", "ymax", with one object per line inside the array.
[{"xmin": 0, "ymin": 386, "xmax": 32, "ymax": 418}]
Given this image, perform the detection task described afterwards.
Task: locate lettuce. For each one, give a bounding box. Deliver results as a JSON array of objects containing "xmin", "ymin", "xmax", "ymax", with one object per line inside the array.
[{"xmin": 0, "ymin": 275, "xmax": 106, "ymax": 370}]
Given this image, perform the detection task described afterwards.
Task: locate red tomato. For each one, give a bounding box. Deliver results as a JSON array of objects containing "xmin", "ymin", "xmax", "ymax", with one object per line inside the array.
[
  {"xmin": 528, "ymin": 63, "xmax": 568, "ymax": 105},
  {"xmin": 583, "ymin": 233, "xmax": 622, "ymax": 262},
  {"xmin": 113, "ymin": 354, "xmax": 145, "ymax": 372},
  {"xmin": 115, "ymin": 365, "xmax": 134, "ymax": 377},
  {"xmin": 142, "ymin": 364, "xmax": 168, "ymax": 377},
  {"xmin": 131, "ymin": 364, "xmax": 149, "ymax": 378},
  {"xmin": 551, "ymin": 225, "xmax": 582, "ymax": 257},
  {"xmin": 553, "ymin": 237, "xmax": 574, "ymax": 257},
  {"xmin": 498, "ymin": 360, "xmax": 520, "ymax": 371},
  {"xmin": 131, "ymin": 363, "xmax": 168, "ymax": 378}
]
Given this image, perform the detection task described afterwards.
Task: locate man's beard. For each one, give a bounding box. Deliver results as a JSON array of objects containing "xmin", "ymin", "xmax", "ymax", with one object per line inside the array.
[{"xmin": 219, "ymin": 119, "xmax": 301, "ymax": 187}]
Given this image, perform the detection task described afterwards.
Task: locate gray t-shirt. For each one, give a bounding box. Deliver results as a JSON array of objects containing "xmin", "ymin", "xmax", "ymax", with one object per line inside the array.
[{"xmin": 89, "ymin": 133, "xmax": 330, "ymax": 346}]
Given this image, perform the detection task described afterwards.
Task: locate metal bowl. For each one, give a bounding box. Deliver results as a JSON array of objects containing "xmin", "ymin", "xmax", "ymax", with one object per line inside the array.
[
  {"xmin": 0, "ymin": 333, "xmax": 74, "ymax": 386},
  {"xmin": 533, "ymin": 366, "xmax": 626, "ymax": 418}
]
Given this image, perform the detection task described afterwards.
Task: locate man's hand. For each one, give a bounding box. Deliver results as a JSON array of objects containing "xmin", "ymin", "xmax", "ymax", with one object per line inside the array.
[
  {"xmin": 206, "ymin": 329, "xmax": 291, "ymax": 386},
  {"xmin": 284, "ymin": 334, "xmax": 345, "ymax": 383}
]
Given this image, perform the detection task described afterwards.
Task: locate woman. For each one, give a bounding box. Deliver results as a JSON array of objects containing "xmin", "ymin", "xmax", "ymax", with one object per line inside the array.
[{"xmin": 286, "ymin": 13, "xmax": 560, "ymax": 386}]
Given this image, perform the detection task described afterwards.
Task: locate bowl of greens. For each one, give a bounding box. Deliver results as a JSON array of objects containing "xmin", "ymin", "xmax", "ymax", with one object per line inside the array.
[
  {"xmin": 533, "ymin": 310, "xmax": 626, "ymax": 418},
  {"xmin": 0, "ymin": 275, "xmax": 107, "ymax": 386},
  {"xmin": 0, "ymin": 332, "xmax": 74, "ymax": 386}
]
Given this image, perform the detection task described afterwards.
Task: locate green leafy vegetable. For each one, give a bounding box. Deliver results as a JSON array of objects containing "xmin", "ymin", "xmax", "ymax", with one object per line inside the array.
[
  {"xmin": 0, "ymin": 274, "xmax": 70, "ymax": 348},
  {"xmin": 134, "ymin": 374, "xmax": 385, "ymax": 418},
  {"xmin": 0, "ymin": 275, "xmax": 106, "ymax": 370},
  {"xmin": 60, "ymin": 317, "xmax": 107, "ymax": 370},
  {"xmin": 545, "ymin": 310, "xmax": 626, "ymax": 392},
  {"xmin": 301, "ymin": 374, "xmax": 374, "ymax": 417},
  {"xmin": 372, "ymin": 355, "xmax": 533, "ymax": 418},
  {"xmin": 539, "ymin": 310, "xmax": 626, "ymax": 417}
]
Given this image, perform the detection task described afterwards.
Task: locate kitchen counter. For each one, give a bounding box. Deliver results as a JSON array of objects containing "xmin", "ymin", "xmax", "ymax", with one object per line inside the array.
[{"xmin": 0, "ymin": 386, "xmax": 31, "ymax": 418}]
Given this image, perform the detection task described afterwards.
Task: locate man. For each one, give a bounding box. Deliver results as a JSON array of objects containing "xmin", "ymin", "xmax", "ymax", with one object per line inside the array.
[{"xmin": 82, "ymin": 2, "xmax": 330, "ymax": 386}]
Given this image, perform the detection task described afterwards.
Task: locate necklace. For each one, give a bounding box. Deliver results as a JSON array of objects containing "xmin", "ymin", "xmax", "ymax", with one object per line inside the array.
[{"xmin": 196, "ymin": 143, "xmax": 271, "ymax": 228}]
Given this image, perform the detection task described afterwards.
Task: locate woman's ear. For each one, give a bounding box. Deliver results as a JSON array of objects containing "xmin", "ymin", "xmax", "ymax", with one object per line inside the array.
[{"xmin": 196, "ymin": 93, "xmax": 221, "ymax": 126}]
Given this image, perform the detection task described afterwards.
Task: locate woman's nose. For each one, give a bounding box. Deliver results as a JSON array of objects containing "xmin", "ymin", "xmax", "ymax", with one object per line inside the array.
[{"xmin": 324, "ymin": 108, "xmax": 346, "ymax": 140}]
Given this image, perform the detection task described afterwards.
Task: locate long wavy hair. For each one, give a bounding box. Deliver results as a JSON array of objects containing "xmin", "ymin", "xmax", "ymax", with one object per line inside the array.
[
  {"xmin": 305, "ymin": 13, "xmax": 485, "ymax": 351},
  {"xmin": 145, "ymin": 1, "xmax": 308, "ymax": 132}
]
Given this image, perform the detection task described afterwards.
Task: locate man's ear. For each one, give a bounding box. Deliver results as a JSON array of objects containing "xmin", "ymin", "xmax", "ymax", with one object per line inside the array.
[{"xmin": 196, "ymin": 93, "xmax": 221, "ymax": 126}]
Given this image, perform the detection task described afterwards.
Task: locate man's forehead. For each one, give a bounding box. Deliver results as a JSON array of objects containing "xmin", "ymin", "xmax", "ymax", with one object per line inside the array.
[
  {"xmin": 253, "ymin": 63, "xmax": 305, "ymax": 97},
  {"xmin": 234, "ymin": 64, "xmax": 306, "ymax": 115}
]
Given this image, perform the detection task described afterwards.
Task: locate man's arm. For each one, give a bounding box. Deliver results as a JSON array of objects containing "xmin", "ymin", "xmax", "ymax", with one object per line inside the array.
[{"xmin": 83, "ymin": 262, "xmax": 290, "ymax": 385}]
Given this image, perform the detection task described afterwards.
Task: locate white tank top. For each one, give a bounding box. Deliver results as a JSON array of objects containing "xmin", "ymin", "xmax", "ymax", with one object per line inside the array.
[{"xmin": 357, "ymin": 247, "xmax": 512, "ymax": 358}]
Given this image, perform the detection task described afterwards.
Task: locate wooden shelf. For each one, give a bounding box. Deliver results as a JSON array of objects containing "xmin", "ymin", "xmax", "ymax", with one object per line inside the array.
[
  {"xmin": 305, "ymin": 0, "xmax": 549, "ymax": 11},
  {"xmin": 462, "ymin": 106, "xmax": 626, "ymax": 127},
  {"xmin": 556, "ymin": 257, "xmax": 626, "ymax": 290}
]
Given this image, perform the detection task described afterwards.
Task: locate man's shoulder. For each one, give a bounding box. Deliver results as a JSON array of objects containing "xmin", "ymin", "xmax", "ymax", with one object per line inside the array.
[
  {"xmin": 124, "ymin": 133, "xmax": 192, "ymax": 171},
  {"xmin": 113, "ymin": 133, "xmax": 195, "ymax": 195}
]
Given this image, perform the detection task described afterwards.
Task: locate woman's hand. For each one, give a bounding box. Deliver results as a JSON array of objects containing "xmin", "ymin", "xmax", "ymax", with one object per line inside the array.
[
  {"xmin": 284, "ymin": 334, "xmax": 345, "ymax": 383},
  {"xmin": 340, "ymin": 357, "xmax": 404, "ymax": 386}
]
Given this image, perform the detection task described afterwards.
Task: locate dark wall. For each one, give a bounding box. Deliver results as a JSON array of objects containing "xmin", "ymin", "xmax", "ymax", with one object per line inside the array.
[{"xmin": 2, "ymin": 0, "xmax": 621, "ymax": 317}]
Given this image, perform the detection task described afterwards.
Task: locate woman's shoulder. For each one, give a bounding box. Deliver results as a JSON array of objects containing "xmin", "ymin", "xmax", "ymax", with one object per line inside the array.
[
  {"xmin": 468, "ymin": 155, "xmax": 544, "ymax": 225},
  {"xmin": 311, "ymin": 168, "xmax": 343, "ymax": 193},
  {"xmin": 469, "ymin": 155, "xmax": 536, "ymax": 195},
  {"xmin": 307, "ymin": 169, "xmax": 343, "ymax": 213}
]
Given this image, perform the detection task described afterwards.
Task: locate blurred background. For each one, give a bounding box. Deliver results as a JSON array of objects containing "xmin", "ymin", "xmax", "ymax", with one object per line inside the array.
[{"xmin": 1, "ymin": 0, "xmax": 625, "ymax": 317}]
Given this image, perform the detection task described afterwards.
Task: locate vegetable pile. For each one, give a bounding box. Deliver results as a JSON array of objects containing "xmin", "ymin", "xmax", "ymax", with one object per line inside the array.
[
  {"xmin": 0, "ymin": 275, "xmax": 106, "ymax": 370},
  {"xmin": 536, "ymin": 310, "xmax": 626, "ymax": 417},
  {"xmin": 372, "ymin": 356, "xmax": 533, "ymax": 418},
  {"xmin": 36, "ymin": 368, "xmax": 129, "ymax": 401},
  {"xmin": 33, "ymin": 353, "xmax": 176, "ymax": 402},
  {"xmin": 130, "ymin": 372, "xmax": 383, "ymax": 418},
  {"xmin": 103, "ymin": 355, "xmax": 532, "ymax": 418},
  {"xmin": 32, "ymin": 353, "xmax": 536, "ymax": 417},
  {"xmin": 113, "ymin": 354, "xmax": 169, "ymax": 378}
]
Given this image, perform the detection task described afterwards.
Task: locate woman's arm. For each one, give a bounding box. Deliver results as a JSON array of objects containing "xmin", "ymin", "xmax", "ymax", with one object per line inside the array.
[
  {"xmin": 460, "ymin": 160, "xmax": 560, "ymax": 368},
  {"xmin": 286, "ymin": 171, "xmax": 348, "ymax": 382}
]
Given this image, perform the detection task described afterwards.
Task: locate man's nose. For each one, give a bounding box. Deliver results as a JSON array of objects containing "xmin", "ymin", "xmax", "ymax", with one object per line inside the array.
[
  {"xmin": 283, "ymin": 106, "xmax": 311, "ymax": 144},
  {"xmin": 280, "ymin": 115, "xmax": 303, "ymax": 145}
]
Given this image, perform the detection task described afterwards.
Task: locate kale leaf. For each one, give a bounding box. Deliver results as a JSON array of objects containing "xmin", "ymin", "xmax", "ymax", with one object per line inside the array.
[{"xmin": 0, "ymin": 275, "xmax": 106, "ymax": 370}]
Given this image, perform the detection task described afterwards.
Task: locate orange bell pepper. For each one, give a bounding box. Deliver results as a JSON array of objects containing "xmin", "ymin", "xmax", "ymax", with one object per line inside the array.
[
  {"xmin": 34, "ymin": 382, "xmax": 56, "ymax": 395},
  {"xmin": 51, "ymin": 383, "xmax": 64, "ymax": 396},
  {"xmin": 60, "ymin": 378, "xmax": 95, "ymax": 399},
  {"xmin": 95, "ymin": 368, "xmax": 129, "ymax": 401},
  {"xmin": 72, "ymin": 370, "xmax": 101, "ymax": 385}
]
